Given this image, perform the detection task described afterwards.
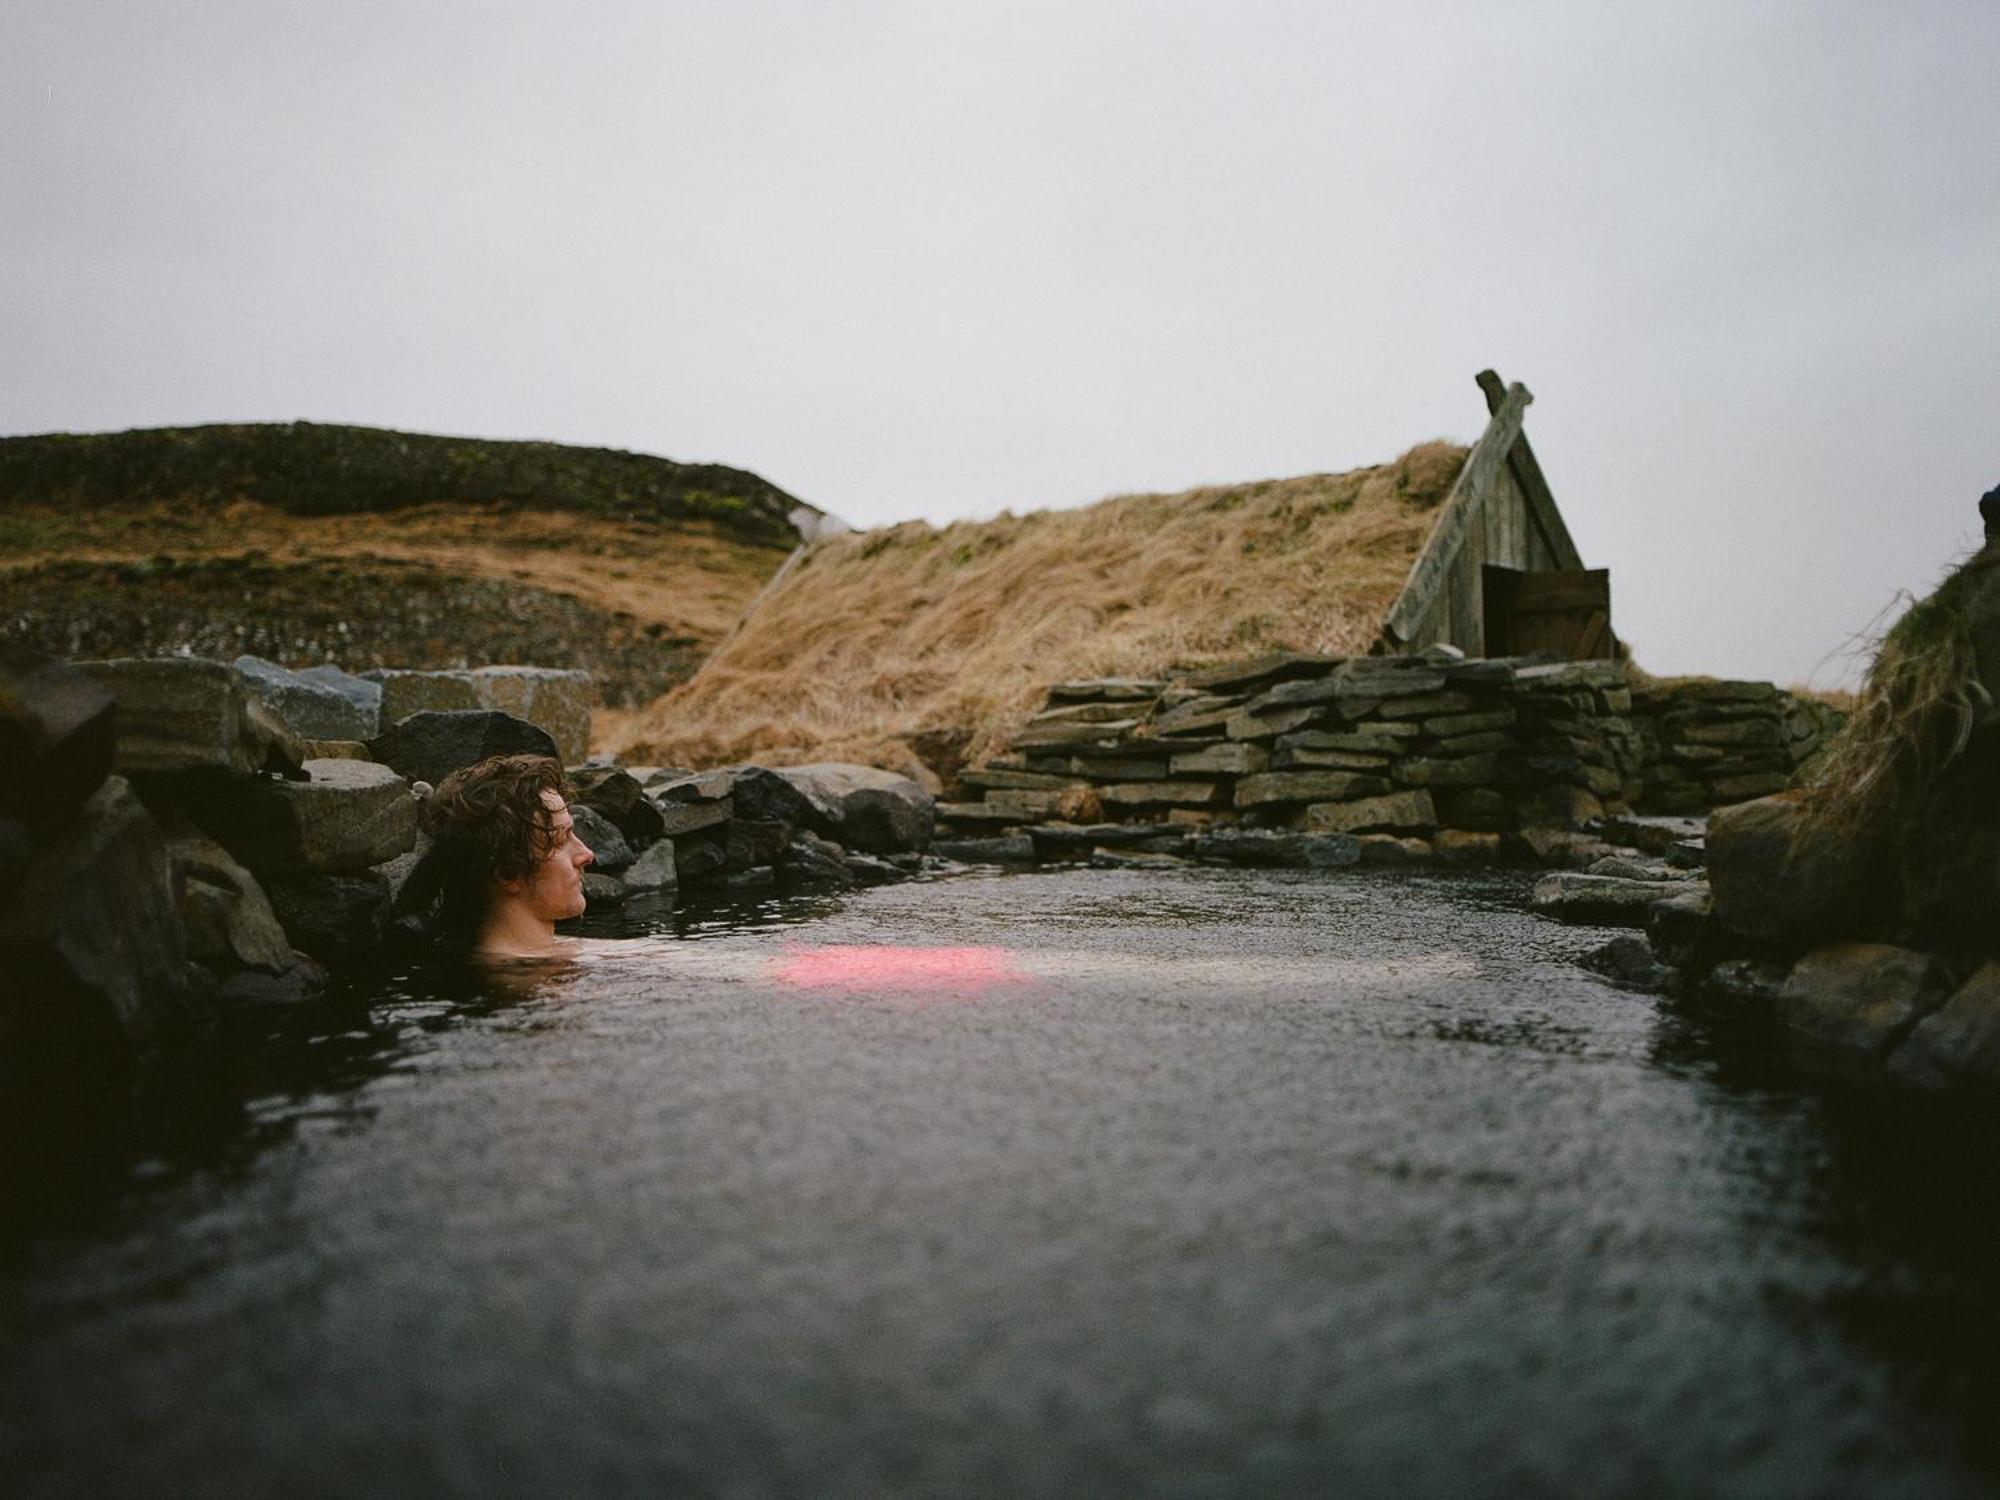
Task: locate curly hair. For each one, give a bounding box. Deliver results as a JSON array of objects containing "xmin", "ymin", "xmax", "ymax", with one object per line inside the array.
[{"xmin": 419, "ymin": 754, "xmax": 572, "ymax": 944}]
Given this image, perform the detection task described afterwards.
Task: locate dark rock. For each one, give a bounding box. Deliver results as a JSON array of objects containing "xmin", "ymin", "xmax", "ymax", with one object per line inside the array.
[
  {"xmin": 728, "ymin": 767, "xmax": 819, "ymax": 829},
  {"xmin": 773, "ymin": 763, "xmax": 937, "ymax": 855},
  {"xmin": 1778, "ymin": 942, "xmax": 1945, "ymax": 1060},
  {"xmin": 367, "ymin": 709, "xmax": 558, "ymax": 788},
  {"xmin": 653, "ymin": 796, "xmax": 732, "ymax": 836},
  {"xmin": 0, "ymin": 777, "xmax": 196, "ymax": 1054},
  {"xmin": 1531, "ymin": 873, "xmax": 1701, "ymax": 928},
  {"xmin": 0, "ymin": 650, "xmax": 116, "ymax": 839},
  {"xmin": 725, "ymin": 865, "xmax": 776, "ymax": 891},
  {"xmin": 673, "ymin": 832, "xmax": 728, "ymax": 882},
  {"xmin": 727, "ymin": 817, "xmax": 791, "ymax": 872},
  {"xmin": 569, "ymin": 805, "xmax": 634, "ymax": 872},
  {"xmin": 1432, "ymin": 830, "xmax": 1503, "ymax": 865},
  {"xmin": 651, "ymin": 768, "xmax": 732, "ymax": 801},
  {"xmin": 778, "ymin": 832, "xmax": 859, "ymax": 890},
  {"xmin": 370, "ymin": 666, "xmax": 591, "ymax": 766},
  {"xmin": 233, "ymin": 655, "xmax": 378, "ymax": 740},
  {"xmin": 623, "ymin": 838, "xmax": 678, "ymax": 891},
  {"xmin": 1187, "ymin": 829, "xmax": 1362, "ymax": 869},
  {"xmin": 1581, "ymin": 934, "xmax": 1672, "ymax": 990},
  {"xmin": 1702, "ymin": 957, "xmax": 1791, "ymax": 1007},
  {"xmin": 934, "ymin": 832, "xmax": 1037, "ymax": 864},
  {"xmin": 581, "ymin": 871, "xmax": 627, "ymax": 908},
  {"xmin": 165, "ymin": 758, "xmax": 418, "ymax": 876},
  {"xmin": 1888, "ymin": 961, "xmax": 2000, "ymax": 1088},
  {"xmin": 1090, "ymin": 849, "xmax": 1191, "ymax": 870},
  {"xmin": 154, "ymin": 805, "xmax": 294, "ymax": 973},
  {"xmin": 840, "ymin": 852, "xmax": 904, "ymax": 884},
  {"xmin": 263, "ymin": 870, "xmax": 390, "ymax": 961},
  {"xmin": 76, "ymin": 656, "xmax": 304, "ymax": 778},
  {"xmin": 1645, "ymin": 889, "xmax": 1715, "ymax": 969},
  {"xmin": 218, "ymin": 952, "xmax": 330, "ymax": 1008},
  {"xmin": 1707, "ymin": 794, "xmax": 1875, "ymax": 948},
  {"xmin": 568, "ymin": 761, "xmax": 645, "ymax": 817},
  {"xmin": 1433, "ymin": 786, "xmax": 1514, "ymax": 832},
  {"xmin": 1236, "ymin": 771, "xmax": 1392, "ymax": 807}
]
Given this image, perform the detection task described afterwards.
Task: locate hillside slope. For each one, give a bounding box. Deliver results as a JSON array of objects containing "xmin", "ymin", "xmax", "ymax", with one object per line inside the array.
[
  {"xmin": 1, "ymin": 424, "xmax": 810, "ymax": 708},
  {"xmin": 606, "ymin": 441, "xmax": 1466, "ymax": 778}
]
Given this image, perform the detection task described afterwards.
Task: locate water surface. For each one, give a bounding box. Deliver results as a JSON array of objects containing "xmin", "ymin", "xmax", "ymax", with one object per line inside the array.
[{"xmin": 4, "ymin": 867, "xmax": 1998, "ymax": 1497}]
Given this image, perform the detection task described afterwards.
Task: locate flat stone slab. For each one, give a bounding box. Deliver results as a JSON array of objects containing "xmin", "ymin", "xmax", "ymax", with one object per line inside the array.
[
  {"xmin": 234, "ymin": 655, "xmax": 379, "ymax": 740},
  {"xmin": 175, "ymin": 758, "xmax": 419, "ymax": 876},
  {"xmin": 1301, "ymin": 790, "xmax": 1437, "ymax": 835},
  {"xmin": 1187, "ymin": 829, "xmax": 1361, "ymax": 869},
  {"xmin": 1236, "ymin": 771, "xmax": 1391, "ymax": 807},
  {"xmin": 1531, "ymin": 873, "xmax": 1705, "ymax": 928},
  {"xmin": 370, "ymin": 666, "xmax": 591, "ymax": 766},
  {"xmin": 76, "ymin": 657, "xmax": 304, "ymax": 778}
]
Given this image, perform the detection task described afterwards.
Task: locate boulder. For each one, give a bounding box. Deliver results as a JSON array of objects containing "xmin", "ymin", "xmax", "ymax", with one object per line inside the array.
[
  {"xmin": 1702, "ymin": 957, "xmax": 1791, "ymax": 1007},
  {"xmin": 233, "ymin": 655, "xmax": 378, "ymax": 740},
  {"xmin": 1887, "ymin": 961, "xmax": 2000, "ymax": 1089},
  {"xmin": 1433, "ymin": 830, "xmax": 1503, "ymax": 864},
  {"xmin": 1582, "ymin": 934, "xmax": 1672, "ymax": 990},
  {"xmin": 581, "ymin": 872, "xmax": 627, "ymax": 909},
  {"xmin": 653, "ymin": 768, "xmax": 734, "ymax": 803},
  {"xmin": 673, "ymin": 832, "xmax": 729, "ymax": 882},
  {"xmin": 622, "ymin": 837, "xmax": 679, "ymax": 891},
  {"xmin": 75, "ymin": 657, "xmax": 303, "ymax": 778},
  {"xmin": 569, "ymin": 805, "xmax": 634, "ymax": 873},
  {"xmin": 296, "ymin": 664, "xmax": 384, "ymax": 725},
  {"xmin": 1778, "ymin": 942, "xmax": 1945, "ymax": 1059},
  {"xmin": 0, "ymin": 777, "xmax": 195, "ymax": 1053},
  {"xmin": 155, "ymin": 806, "xmax": 295, "ymax": 974},
  {"xmin": 263, "ymin": 870, "xmax": 391, "ymax": 960},
  {"xmin": 368, "ymin": 710, "xmax": 558, "ymax": 788},
  {"xmin": 1645, "ymin": 889, "xmax": 1715, "ymax": 969},
  {"xmin": 777, "ymin": 832, "xmax": 859, "ymax": 890},
  {"xmin": 567, "ymin": 761, "xmax": 665, "ymax": 844},
  {"xmin": 1706, "ymin": 793, "xmax": 1876, "ymax": 948},
  {"xmin": 728, "ymin": 818, "xmax": 791, "ymax": 872},
  {"xmin": 772, "ymin": 764, "xmax": 937, "ymax": 855},
  {"xmin": 0, "ymin": 650, "xmax": 116, "ymax": 841},
  {"xmin": 653, "ymin": 796, "xmax": 733, "ymax": 837},
  {"xmin": 368, "ymin": 666, "xmax": 592, "ymax": 766},
  {"xmin": 728, "ymin": 767, "xmax": 820, "ymax": 830},
  {"xmin": 169, "ymin": 759, "xmax": 418, "ymax": 876},
  {"xmin": 1531, "ymin": 873, "xmax": 1701, "ymax": 928}
]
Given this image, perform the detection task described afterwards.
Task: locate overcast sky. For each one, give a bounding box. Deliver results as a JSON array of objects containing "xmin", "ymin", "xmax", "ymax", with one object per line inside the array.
[{"xmin": 4, "ymin": 1, "xmax": 1995, "ymax": 687}]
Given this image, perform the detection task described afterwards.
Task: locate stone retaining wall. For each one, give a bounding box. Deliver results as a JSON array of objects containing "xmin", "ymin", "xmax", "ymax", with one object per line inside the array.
[{"xmin": 943, "ymin": 652, "xmax": 1837, "ymax": 846}]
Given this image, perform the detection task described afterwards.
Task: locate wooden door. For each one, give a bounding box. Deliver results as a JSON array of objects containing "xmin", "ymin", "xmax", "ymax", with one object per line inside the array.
[{"xmin": 1483, "ymin": 566, "xmax": 1613, "ymax": 659}]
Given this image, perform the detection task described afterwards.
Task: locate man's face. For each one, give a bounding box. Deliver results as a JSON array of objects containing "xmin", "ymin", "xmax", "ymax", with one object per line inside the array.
[{"xmin": 503, "ymin": 789, "xmax": 594, "ymax": 921}]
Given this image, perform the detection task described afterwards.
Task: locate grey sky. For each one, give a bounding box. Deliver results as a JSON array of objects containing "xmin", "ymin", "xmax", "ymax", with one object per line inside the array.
[{"xmin": 5, "ymin": 0, "xmax": 1995, "ymax": 688}]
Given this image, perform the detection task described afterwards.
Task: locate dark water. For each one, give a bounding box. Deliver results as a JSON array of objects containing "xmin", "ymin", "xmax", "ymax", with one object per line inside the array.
[{"xmin": 5, "ymin": 867, "xmax": 2000, "ymax": 1498}]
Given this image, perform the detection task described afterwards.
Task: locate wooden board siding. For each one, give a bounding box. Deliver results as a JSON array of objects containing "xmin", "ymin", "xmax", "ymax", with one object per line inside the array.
[{"xmin": 1379, "ymin": 369, "xmax": 1592, "ymax": 656}]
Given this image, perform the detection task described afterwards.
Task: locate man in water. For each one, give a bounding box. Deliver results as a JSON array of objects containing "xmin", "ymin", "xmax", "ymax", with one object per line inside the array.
[{"xmin": 419, "ymin": 753, "xmax": 595, "ymax": 958}]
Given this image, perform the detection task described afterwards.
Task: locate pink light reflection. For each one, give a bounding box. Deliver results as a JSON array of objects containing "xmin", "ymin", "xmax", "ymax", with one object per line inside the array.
[{"xmin": 770, "ymin": 944, "xmax": 1024, "ymax": 996}]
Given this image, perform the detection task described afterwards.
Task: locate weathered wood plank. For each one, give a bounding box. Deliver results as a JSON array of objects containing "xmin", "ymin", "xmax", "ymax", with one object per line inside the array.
[
  {"xmin": 1477, "ymin": 368, "xmax": 1584, "ymax": 572},
  {"xmin": 1382, "ymin": 380, "xmax": 1531, "ymax": 646}
]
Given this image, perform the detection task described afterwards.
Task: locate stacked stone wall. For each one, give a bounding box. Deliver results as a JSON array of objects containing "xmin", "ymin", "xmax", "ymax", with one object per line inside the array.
[
  {"xmin": 943, "ymin": 653, "xmax": 1838, "ymax": 847},
  {"xmin": 1629, "ymin": 680, "xmax": 1840, "ymax": 813}
]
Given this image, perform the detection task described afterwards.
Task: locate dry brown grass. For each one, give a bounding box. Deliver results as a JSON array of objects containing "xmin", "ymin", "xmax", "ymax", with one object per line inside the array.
[
  {"xmin": 605, "ymin": 441, "xmax": 1467, "ymax": 777},
  {"xmin": 1, "ymin": 498, "xmax": 789, "ymax": 640}
]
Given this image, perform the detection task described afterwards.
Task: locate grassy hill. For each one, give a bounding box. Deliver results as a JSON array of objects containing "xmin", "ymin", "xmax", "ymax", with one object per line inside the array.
[
  {"xmin": 605, "ymin": 441, "xmax": 1467, "ymax": 779},
  {"xmin": 1, "ymin": 423, "xmax": 813, "ymax": 709}
]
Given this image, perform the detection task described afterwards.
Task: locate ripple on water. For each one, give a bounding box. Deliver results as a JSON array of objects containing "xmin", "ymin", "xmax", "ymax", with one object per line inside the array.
[{"xmin": 4, "ymin": 865, "xmax": 1999, "ymax": 1498}]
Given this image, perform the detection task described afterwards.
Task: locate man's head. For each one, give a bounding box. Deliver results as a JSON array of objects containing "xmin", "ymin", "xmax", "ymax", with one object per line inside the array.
[{"xmin": 420, "ymin": 753, "xmax": 594, "ymax": 947}]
